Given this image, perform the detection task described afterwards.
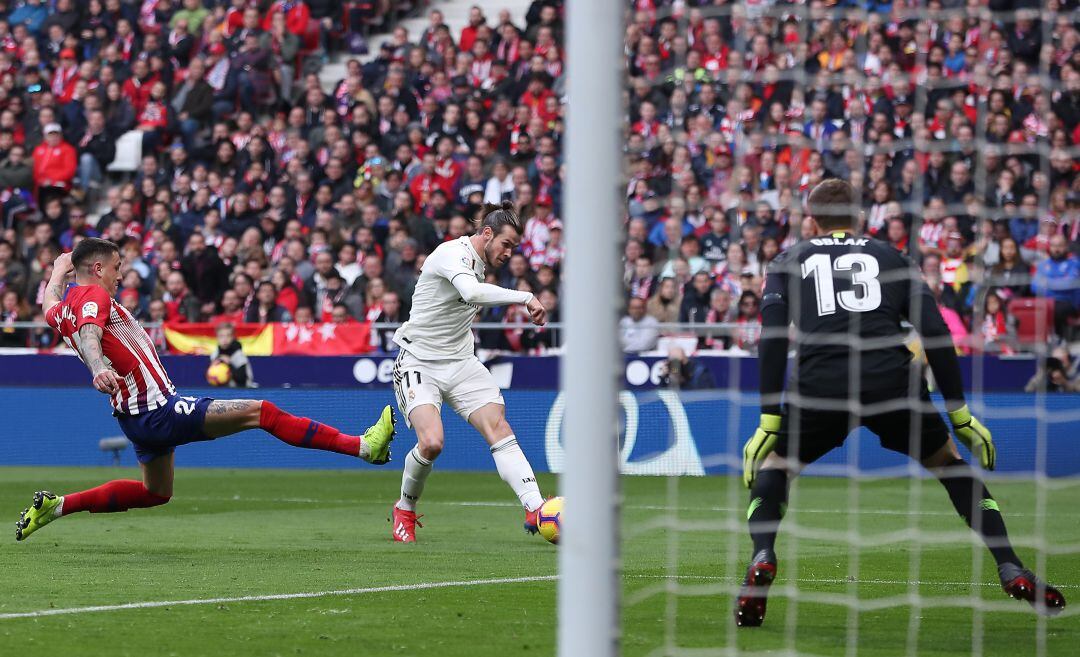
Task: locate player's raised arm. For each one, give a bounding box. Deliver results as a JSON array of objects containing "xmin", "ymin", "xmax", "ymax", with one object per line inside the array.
[
  {"xmin": 450, "ymin": 273, "xmax": 534, "ymax": 308},
  {"xmin": 42, "ymin": 253, "xmax": 73, "ymax": 315},
  {"xmin": 449, "ymin": 274, "xmax": 546, "ymax": 325},
  {"xmin": 78, "ymin": 323, "xmax": 121, "ymax": 395},
  {"xmin": 438, "ymin": 201, "xmax": 547, "ymax": 326},
  {"xmin": 59, "ymin": 240, "xmax": 126, "ymax": 396}
]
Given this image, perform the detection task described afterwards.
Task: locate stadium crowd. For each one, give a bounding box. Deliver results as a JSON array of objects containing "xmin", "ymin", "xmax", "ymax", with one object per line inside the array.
[
  {"xmin": 0, "ymin": 1, "xmax": 1075, "ymax": 380},
  {"xmin": 617, "ymin": 0, "xmax": 1080, "ymax": 368}
]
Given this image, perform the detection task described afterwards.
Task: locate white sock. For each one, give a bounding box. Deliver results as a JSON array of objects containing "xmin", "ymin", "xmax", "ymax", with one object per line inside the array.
[
  {"xmin": 397, "ymin": 446, "xmax": 433, "ymax": 512},
  {"xmin": 490, "ymin": 435, "xmax": 544, "ymax": 512}
]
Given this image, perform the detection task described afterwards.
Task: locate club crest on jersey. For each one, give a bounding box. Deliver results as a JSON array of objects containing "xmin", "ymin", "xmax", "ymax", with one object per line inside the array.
[{"xmin": 81, "ymin": 301, "xmax": 99, "ymax": 319}]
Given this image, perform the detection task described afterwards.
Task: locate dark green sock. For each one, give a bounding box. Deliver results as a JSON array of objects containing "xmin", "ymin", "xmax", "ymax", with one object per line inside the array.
[
  {"xmin": 937, "ymin": 458, "xmax": 1021, "ymax": 568},
  {"xmin": 747, "ymin": 469, "xmax": 788, "ymax": 559}
]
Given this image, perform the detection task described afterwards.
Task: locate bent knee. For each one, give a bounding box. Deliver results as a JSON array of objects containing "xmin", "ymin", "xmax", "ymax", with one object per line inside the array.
[
  {"xmin": 417, "ymin": 432, "xmax": 444, "ymax": 459},
  {"xmin": 493, "ymin": 418, "xmax": 513, "ymax": 438},
  {"xmin": 480, "ymin": 420, "xmax": 514, "ymax": 445},
  {"xmin": 469, "ymin": 405, "xmax": 512, "ymax": 440}
]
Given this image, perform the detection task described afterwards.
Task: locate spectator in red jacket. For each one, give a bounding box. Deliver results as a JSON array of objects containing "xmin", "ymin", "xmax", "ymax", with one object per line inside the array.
[
  {"xmin": 136, "ymin": 81, "xmax": 171, "ymax": 153},
  {"xmin": 122, "ymin": 59, "xmax": 159, "ymax": 115},
  {"xmin": 32, "ymin": 123, "xmax": 77, "ymax": 205},
  {"xmin": 51, "ymin": 48, "xmax": 80, "ymax": 104},
  {"xmin": 262, "ymin": 0, "xmax": 312, "ymax": 37},
  {"xmin": 408, "ymin": 152, "xmax": 453, "ymax": 212},
  {"xmin": 459, "ymin": 6, "xmax": 486, "ymax": 54}
]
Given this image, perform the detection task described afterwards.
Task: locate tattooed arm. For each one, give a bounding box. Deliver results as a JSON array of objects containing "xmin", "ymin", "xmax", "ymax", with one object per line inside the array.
[
  {"xmin": 78, "ymin": 324, "xmax": 121, "ymax": 395},
  {"xmin": 42, "ymin": 253, "xmax": 74, "ymax": 315}
]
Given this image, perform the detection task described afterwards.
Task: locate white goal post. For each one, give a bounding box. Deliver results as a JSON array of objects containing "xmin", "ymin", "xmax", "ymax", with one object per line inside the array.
[{"xmin": 558, "ymin": 1, "xmax": 624, "ymax": 657}]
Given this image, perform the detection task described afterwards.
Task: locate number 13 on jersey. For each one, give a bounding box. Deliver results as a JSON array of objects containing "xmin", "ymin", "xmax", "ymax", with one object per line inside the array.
[{"xmin": 801, "ymin": 253, "xmax": 882, "ymax": 316}]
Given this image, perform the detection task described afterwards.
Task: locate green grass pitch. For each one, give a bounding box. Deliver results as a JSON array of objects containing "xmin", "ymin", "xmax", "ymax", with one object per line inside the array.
[{"xmin": 1, "ymin": 467, "xmax": 1077, "ymax": 656}]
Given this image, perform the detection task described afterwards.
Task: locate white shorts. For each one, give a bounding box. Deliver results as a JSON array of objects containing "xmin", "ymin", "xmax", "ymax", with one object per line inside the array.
[{"xmin": 392, "ymin": 350, "xmax": 504, "ymax": 428}]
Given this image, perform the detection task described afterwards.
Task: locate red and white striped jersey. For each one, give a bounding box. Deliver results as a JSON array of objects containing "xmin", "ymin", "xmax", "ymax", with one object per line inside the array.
[{"xmin": 46, "ymin": 284, "xmax": 175, "ymax": 415}]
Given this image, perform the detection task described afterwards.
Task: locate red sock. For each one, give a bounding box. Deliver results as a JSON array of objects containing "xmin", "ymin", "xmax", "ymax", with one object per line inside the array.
[
  {"xmin": 63, "ymin": 480, "xmax": 171, "ymax": 515},
  {"xmin": 259, "ymin": 401, "xmax": 361, "ymax": 456}
]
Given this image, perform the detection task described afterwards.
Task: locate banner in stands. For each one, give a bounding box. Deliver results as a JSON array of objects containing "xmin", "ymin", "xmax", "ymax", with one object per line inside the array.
[
  {"xmin": 0, "ymin": 352, "xmax": 1045, "ymax": 392},
  {"xmin": 0, "ymin": 387, "xmax": 1076, "ymax": 477},
  {"xmin": 164, "ymin": 322, "xmax": 373, "ymax": 356}
]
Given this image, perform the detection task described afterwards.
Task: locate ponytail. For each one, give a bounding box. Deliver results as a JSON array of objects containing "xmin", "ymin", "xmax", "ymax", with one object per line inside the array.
[{"xmin": 474, "ymin": 200, "xmax": 523, "ymax": 235}]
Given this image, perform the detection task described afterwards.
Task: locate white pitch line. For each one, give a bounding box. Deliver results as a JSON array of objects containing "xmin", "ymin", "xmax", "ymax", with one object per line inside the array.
[
  {"xmin": 4, "ymin": 573, "xmax": 1073, "ymax": 621},
  {"xmin": 4, "ymin": 574, "xmax": 1071, "ymax": 622},
  {"xmin": 0, "ymin": 575, "xmax": 557, "ymax": 620}
]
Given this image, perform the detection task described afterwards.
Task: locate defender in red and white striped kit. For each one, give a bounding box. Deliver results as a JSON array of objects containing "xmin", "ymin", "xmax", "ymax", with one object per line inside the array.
[
  {"xmin": 47, "ymin": 282, "xmax": 175, "ymax": 416},
  {"xmin": 15, "ymin": 238, "xmax": 397, "ymax": 542}
]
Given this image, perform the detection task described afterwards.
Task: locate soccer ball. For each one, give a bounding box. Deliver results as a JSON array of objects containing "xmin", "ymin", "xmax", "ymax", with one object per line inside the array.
[
  {"xmin": 206, "ymin": 361, "xmax": 231, "ymax": 386},
  {"xmin": 537, "ymin": 496, "xmax": 564, "ymax": 545}
]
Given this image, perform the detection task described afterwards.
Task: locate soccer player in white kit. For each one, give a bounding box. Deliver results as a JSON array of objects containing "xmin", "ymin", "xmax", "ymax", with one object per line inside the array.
[{"xmin": 389, "ymin": 202, "xmax": 549, "ymax": 542}]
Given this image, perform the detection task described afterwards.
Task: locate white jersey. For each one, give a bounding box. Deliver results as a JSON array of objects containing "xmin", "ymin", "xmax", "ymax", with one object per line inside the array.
[{"xmin": 392, "ymin": 237, "xmax": 488, "ymax": 360}]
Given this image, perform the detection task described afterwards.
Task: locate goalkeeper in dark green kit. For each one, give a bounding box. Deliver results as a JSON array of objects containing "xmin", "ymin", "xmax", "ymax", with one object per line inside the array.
[{"xmin": 736, "ymin": 179, "xmax": 1066, "ymax": 627}]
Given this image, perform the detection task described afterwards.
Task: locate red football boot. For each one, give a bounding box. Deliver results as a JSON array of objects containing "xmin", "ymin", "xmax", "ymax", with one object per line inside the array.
[
  {"xmin": 1000, "ymin": 564, "xmax": 1066, "ymax": 616},
  {"xmin": 734, "ymin": 552, "xmax": 778, "ymax": 628},
  {"xmin": 524, "ymin": 507, "xmax": 540, "ymax": 535},
  {"xmin": 390, "ymin": 505, "xmax": 422, "ymax": 543}
]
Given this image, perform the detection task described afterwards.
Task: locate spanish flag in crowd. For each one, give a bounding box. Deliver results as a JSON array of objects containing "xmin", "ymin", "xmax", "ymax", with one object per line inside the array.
[{"xmin": 163, "ymin": 323, "xmax": 373, "ymax": 356}]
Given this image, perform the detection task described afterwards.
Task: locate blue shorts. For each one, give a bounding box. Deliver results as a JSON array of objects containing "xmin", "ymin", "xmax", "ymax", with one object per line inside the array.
[{"xmin": 116, "ymin": 394, "xmax": 215, "ymax": 464}]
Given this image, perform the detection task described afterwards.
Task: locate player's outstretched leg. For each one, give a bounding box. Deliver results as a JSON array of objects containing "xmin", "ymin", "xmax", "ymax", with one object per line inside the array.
[
  {"xmin": 17, "ymin": 453, "xmax": 174, "ymax": 541},
  {"xmin": 469, "ymin": 403, "xmax": 545, "ymax": 533},
  {"xmin": 16, "ymin": 481, "xmax": 171, "ymax": 541},
  {"xmin": 204, "ymin": 400, "xmax": 396, "ymax": 464},
  {"xmin": 736, "ymin": 467, "xmax": 787, "ymax": 627},
  {"xmin": 926, "ymin": 447, "xmax": 1066, "ymax": 616}
]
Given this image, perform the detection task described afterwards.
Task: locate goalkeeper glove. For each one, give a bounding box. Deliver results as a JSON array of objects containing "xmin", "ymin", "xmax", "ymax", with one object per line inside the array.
[
  {"xmin": 948, "ymin": 405, "xmax": 996, "ymax": 471},
  {"xmin": 742, "ymin": 414, "xmax": 782, "ymax": 489}
]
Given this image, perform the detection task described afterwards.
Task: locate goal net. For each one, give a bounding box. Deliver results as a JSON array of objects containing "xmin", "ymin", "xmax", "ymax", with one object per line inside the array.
[{"xmin": 606, "ymin": 2, "xmax": 1080, "ymax": 655}]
